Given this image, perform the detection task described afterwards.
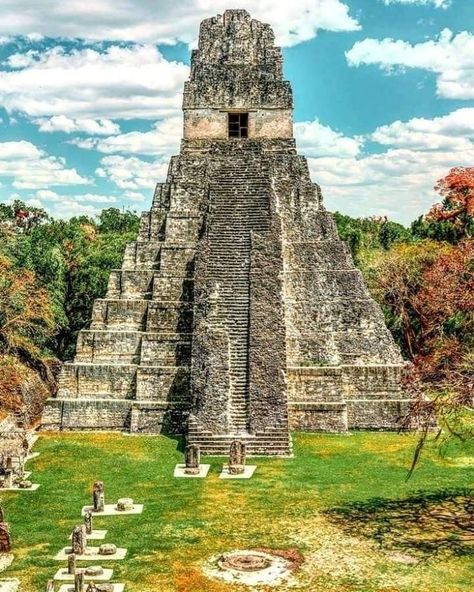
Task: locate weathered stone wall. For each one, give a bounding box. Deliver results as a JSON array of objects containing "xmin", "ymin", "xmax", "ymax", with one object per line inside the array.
[
  {"xmin": 248, "ymin": 224, "xmax": 288, "ymax": 433},
  {"xmin": 184, "ymin": 108, "xmax": 292, "ymax": 140}
]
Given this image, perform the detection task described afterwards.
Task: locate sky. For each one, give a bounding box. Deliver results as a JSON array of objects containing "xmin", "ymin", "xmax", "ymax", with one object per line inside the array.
[{"xmin": 0, "ymin": 0, "xmax": 473, "ymax": 224}]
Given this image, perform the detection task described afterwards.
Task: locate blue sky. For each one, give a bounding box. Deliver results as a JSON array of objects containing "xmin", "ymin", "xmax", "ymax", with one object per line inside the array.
[{"xmin": 0, "ymin": 0, "xmax": 473, "ymax": 224}]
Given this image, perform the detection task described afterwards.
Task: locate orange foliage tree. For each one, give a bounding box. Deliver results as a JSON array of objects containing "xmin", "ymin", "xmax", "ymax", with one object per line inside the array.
[
  {"xmin": 427, "ymin": 167, "xmax": 474, "ymax": 237},
  {"xmin": 0, "ymin": 255, "xmax": 57, "ymax": 422},
  {"xmin": 362, "ymin": 237, "xmax": 473, "ymax": 464}
]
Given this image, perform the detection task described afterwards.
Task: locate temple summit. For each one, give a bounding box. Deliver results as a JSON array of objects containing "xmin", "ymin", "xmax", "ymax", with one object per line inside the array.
[{"xmin": 42, "ymin": 10, "xmax": 410, "ymax": 454}]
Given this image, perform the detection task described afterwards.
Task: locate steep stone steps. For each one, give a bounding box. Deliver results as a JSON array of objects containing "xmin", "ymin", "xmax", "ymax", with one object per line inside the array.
[{"xmin": 195, "ymin": 153, "xmax": 272, "ymax": 435}]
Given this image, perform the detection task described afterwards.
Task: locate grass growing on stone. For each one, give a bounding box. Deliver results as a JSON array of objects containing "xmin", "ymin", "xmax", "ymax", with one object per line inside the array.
[{"xmin": 1, "ymin": 432, "xmax": 473, "ymax": 592}]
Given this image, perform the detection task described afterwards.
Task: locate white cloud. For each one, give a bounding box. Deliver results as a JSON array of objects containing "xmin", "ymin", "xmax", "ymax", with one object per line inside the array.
[
  {"xmin": 0, "ymin": 45, "xmax": 189, "ymax": 121},
  {"xmin": 0, "ymin": 1, "xmax": 359, "ymax": 47},
  {"xmin": 295, "ymin": 109, "xmax": 474, "ymax": 223},
  {"xmin": 31, "ymin": 190, "xmax": 124, "ymax": 219},
  {"xmin": 123, "ymin": 190, "xmax": 146, "ymax": 202},
  {"xmin": 36, "ymin": 116, "xmax": 121, "ymax": 135},
  {"xmin": 382, "ymin": 0, "xmax": 451, "ymax": 7},
  {"xmin": 346, "ymin": 29, "xmax": 474, "ymax": 99},
  {"xmin": 49, "ymin": 200, "xmax": 102, "ymax": 219},
  {"xmin": 295, "ymin": 119, "xmax": 362, "ymax": 158},
  {"xmin": 35, "ymin": 190, "xmax": 117, "ymax": 204},
  {"xmin": 75, "ymin": 116, "xmax": 182, "ymax": 156},
  {"xmin": 370, "ymin": 108, "xmax": 474, "ymax": 150},
  {"xmin": 96, "ymin": 155, "xmax": 169, "ymax": 190},
  {"xmin": 0, "ymin": 140, "xmax": 89, "ymax": 189}
]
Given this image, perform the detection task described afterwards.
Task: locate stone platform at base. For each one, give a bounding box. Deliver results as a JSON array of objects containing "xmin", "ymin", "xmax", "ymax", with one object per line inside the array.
[
  {"xmin": 0, "ymin": 579, "xmax": 19, "ymax": 592},
  {"xmin": 58, "ymin": 585, "xmax": 124, "ymax": 592},
  {"xmin": 69, "ymin": 530, "xmax": 107, "ymax": 541},
  {"xmin": 174, "ymin": 464, "xmax": 210, "ymax": 478},
  {"xmin": 81, "ymin": 505, "xmax": 143, "ymax": 516},
  {"xmin": 54, "ymin": 567, "xmax": 113, "ymax": 581},
  {"xmin": 0, "ymin": 484, "xmax": 40, "ymax": 492},
  {"xmin": 54, "ymin": 548, "xmax": 127, "ymax": 561},
  {"xmin": 219, "ymin": 466, "xmax": 256, "ymax": 479}
]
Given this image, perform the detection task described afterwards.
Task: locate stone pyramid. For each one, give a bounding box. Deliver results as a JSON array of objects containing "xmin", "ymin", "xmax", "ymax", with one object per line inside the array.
[{"xmin": 42, "ymin": 10, "xmax": 411, "ymax": 455}]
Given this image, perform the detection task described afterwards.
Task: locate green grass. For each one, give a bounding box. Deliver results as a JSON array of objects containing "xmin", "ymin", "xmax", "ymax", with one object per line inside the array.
[{"xmin": 1, "ymin": 432, "xmax": 473, "ymax": 592}]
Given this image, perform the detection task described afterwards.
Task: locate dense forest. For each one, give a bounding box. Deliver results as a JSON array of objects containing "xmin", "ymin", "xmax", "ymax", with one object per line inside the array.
[{"xmin": 0, "ymin": 167, "xmax": 472, "ymax": 440}]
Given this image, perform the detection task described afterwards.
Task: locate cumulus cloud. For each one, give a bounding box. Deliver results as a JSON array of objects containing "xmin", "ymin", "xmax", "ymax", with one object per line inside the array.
[
  {"xmin": 0, "ymin": 45, "xmax": 189, "ymax": 121},
  {"xmin": 381, "ymin": 0, "xmax": 451, "ymax": 7},
  {"xmin": 0, "ymin": 1, "xmax": 359, "ymax": 47},
  {"xmin": 74, "ymin": 116, "xmax": 182, "ymax": 156},
  {"xmin": 35, "ymin": 189, "xmax": 117, "ymax": 204},
  {"xmin": 346, "ymin": 29, "xmax": 474, "ymax": 99},
  {"xmin": 0, "ymin": 140, "xmax": 89, "ymax": 189},
  {"xmin": 30, "ymin": 190, "xmax": 136, "ymax": 219},
  {"xmin": 297, "ymin": 109, "xmax": 474, "ymax": 223},
  {"xmin": 295, "ymin": 119, "xmax": 362, "ymax": 158},
  {"xmin": 370, "ymin": 108, "xmax": 474, "ymax": 150},
  {"xmin": 96, "ymin": 155, "xmax": 169, "ymax": 190},
  {"xmin": 36, "ymin": 116, "xmax": 120, "ymax": 135}
]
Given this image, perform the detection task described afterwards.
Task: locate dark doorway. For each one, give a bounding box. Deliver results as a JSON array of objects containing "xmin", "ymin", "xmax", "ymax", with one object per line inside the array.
[{"xmin": 228, "ymin": 112, "xmax": 249, "ymax": 138}]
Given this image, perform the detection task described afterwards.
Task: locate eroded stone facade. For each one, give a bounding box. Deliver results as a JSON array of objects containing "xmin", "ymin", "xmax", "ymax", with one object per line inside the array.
[{"xmin": 42, "ymin": 10, "xmax": 411, "ymax": 454}]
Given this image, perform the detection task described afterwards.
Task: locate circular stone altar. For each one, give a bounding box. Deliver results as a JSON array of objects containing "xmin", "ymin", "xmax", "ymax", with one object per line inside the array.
[{"xmin": 204, "ymin": 550, "xmax": 292, "ymax": 586}]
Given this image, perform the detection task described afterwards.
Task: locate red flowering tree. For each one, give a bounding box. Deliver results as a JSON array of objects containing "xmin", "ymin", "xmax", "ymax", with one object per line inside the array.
[{"xmin": 426, "ymin": 167, "xmax": 474, "ymax": 237}]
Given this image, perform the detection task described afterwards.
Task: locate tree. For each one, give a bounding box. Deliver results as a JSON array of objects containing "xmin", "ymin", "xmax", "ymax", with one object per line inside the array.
[
  {"xmin": 425, "ymin": 167, "xmax": 474, "ymax": 239},
  {"xmin": 0, "ymin": 255, "xmax": 57, "ymax": 422},
  {"xmin": 98, "ymin": 208, "xmax": 140, "ymax": 234},
  {"xmin": 362, "ymin": 238, "xmax": 474, "ymax": 474}
]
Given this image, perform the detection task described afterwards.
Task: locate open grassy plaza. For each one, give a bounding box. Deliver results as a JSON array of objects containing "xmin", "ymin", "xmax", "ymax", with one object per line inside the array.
[{"xmin": 0, "ymin": 432, "xmax": 472, "ymax": 592}]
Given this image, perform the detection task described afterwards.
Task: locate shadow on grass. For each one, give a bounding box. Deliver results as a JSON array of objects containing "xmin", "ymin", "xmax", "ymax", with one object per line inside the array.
[
  {"xmin": 326, "ymin": 488, "xmax": 474, "ymax": 559},
  {"xmin": 165, "ymin": 433, "xmax": 186, "ymax": 454}
]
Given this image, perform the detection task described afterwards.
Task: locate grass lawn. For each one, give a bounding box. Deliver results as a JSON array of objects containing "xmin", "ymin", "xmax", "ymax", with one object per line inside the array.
[{"xmin": 0, "ymin": 432, "xmax": 472, "ymax": 592}]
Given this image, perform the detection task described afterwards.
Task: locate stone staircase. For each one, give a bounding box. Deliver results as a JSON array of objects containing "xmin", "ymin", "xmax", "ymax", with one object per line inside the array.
[
  {"xmin": 210, "ymin": 154, "xmax": 270, "ymax": 432},
  {"xmin": 188, "ymin": 147, "xmax": 291, "ymax": 454},
  {"xmin": 188, "ymin": 418, "xmax": 291, "ymax": 456}
]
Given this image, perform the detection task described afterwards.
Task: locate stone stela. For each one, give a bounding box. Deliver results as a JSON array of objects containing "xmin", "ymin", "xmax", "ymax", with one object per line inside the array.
[
  {"xmin": 71, "ymin": 525, "xmax": 88, "ymax": 556},
  {"xmin": 184, "ymin": 444, "xmax": 200, "ymax": 475},
  {"xmin": 92, "ymin": 482, "xmax": 105, "ymax": 513},
  {"xmin": 0, "ymin": 508, "xmax": 12, "ymax": 553},
  {"xmin": 42, "ymin": 9, "xmax": 411, "ymax": 455},
  {"xmin": 228, "ymin": 441, "xmax": 246, "ymax": 475}
]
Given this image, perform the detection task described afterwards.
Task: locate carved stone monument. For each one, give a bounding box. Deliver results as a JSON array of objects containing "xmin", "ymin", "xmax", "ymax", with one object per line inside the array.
[
  {"xmin": 228, "ymin": 441, "xmax": 246, "ymax": 475},
  {"xmin": 184, "ymin": 444, "xmax": 200, "ymax": 475},
  {"xmin": 115, "ymin": 498, "xmax": 134, "ymax": 512},
  {"xmin": 0, "ymin": 522, "xmax": 12, "ymax": 553},
  {"xmin": 84, "ymin": 510, "xmax": 93, "ymax": 535},
  {"xmin": 92, "ymin": 482, "xmax": 105, "ymax": 513},
  {"xmin": 42, "ymin": 9, "xmax": 411, "ymax": 453},
  {"xmin": 71, "ymin": 525, "xmax": 87, "ymax": 556},
  {"xmin": 74, "ymin": 572, "xmax": 84, "ymax": 592},
  {"xmin": 98, "ymin": 544, "xmax": 117, "ymax": 556},
  {"xmin": 68, "ymin": 553, "xmax": 77, "ymax": 575}
]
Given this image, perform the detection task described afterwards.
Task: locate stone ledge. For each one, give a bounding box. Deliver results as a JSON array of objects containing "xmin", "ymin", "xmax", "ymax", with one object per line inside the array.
[
  {"xmin": 288, "ymin": 402, "xmax": 347, "ymax": 411},
  {"xmin": 68, "ymin": 530, "xmax": 107, "ymax": 541},
  {"xmin": 54, "ymin": 548, "xmax": 127, "ymax": 561},
  {"xmin": 54, "ymin": 567, "xmax": 113, "ymax": 581},
  {"xmin": 57, "ymin": 585, "xmax": 124, "ymax": 592},
  {"xmin": 174, "ymin": 464, "xmax": 211, "ymax": 478},
  {"xmin": 219, "ymin": 465, "xmax": 257, "ymax": 479},
  {"xmin": 81, "ymin": 504, "xmax": 143, "ymax": 517}
]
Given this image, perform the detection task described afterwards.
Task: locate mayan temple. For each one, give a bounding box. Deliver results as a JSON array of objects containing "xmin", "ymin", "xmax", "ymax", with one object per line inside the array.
[{"xmin": 42, "ymin": 10, "xmax": 410, "ymax": 454}]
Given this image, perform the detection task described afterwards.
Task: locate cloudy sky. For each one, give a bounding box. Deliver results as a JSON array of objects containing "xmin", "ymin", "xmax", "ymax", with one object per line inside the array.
[{"xmin": 0, "ymin": 0, "xmax": 472, "ymax": 223}]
